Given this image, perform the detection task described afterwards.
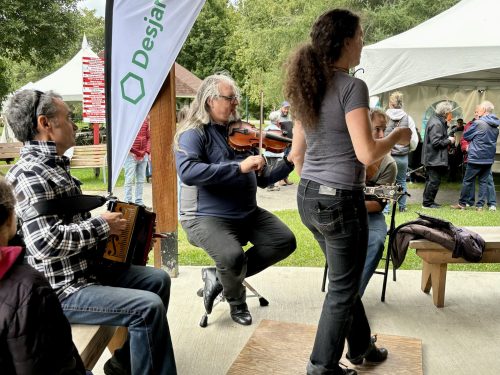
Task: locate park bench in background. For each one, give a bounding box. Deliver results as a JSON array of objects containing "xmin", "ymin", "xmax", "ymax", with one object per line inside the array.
[
  {"xmin": 70, "ymin": 144, "xmax": 107, "ymax": 182},
  {"xmin": 0, "ymin": 142, "xmax": 23, "ymax": 174}
]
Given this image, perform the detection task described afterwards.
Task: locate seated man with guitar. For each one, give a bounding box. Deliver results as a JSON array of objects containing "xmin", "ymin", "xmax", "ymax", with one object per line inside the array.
[
  {"xmin": 360, "ymin": 108, "xmax": 397, "ymax": 296},
  {"xmin": 5, "ymin": 90, "xmax": 177, "ymax": 375},
  {"xmin": 175, "ymin": 73, "xmax": 296, "ymax": 326}
]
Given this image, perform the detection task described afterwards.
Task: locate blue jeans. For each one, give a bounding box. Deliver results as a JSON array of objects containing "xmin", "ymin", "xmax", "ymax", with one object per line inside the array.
[
  {"xmin": 359, "ymin": 212, "xmax": 387, "ymax": 297},
  {"xmin": 124, "ymin": 154, "xmax": 149, "ymax": 205},
  {"xmin": 392, "ymin": 155, "xmax": 409, "ymax": 209},
  {"xmin": 298, "ymin": 180, "xmax": 371, "ymax": 375},
  {"xmin": 459, "ymin": 163, "xmax": 491, "ymax": 208},
  {"xmin": 487, "ymin": 171, "xmax": 497, "ymax": 207},
  {"xmin": 61, "ymin": 265, "xmax": 176, "ymax": 375}
]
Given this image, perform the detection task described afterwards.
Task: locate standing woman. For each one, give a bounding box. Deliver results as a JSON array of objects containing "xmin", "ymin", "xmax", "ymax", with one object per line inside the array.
[{"xmin": 285, "ymin": 9, "xmax": 411, "ymax": 375}]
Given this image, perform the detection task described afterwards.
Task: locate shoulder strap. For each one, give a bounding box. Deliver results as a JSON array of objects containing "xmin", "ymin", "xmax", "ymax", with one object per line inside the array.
[{"xmin": 21, "ymin": 195, "xmax": 107, "ymax": 222}]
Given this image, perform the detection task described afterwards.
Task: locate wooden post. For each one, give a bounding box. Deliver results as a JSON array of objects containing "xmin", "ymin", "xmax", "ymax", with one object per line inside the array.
[{"xmin": 149, "ymin": 66, "xmax": 178, "ymax": 277}]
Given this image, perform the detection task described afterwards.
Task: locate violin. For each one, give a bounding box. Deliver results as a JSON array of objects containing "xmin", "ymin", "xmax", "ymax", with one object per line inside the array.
[{"xmin": 227, "ymin": 120, "xmax": 292, "ymax": 153}]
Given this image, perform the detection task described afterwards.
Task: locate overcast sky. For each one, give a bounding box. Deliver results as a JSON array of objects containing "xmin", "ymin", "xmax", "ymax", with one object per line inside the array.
[{"xmin": 80, "ymin": 0, "xmax": 105, "ymax": 17}]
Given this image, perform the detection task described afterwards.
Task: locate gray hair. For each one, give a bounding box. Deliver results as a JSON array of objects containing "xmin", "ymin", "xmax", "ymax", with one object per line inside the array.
[
  {"xmin": 174, "ymin": 73, "xmax": 240, "ymax": 150},
  {"xmin": 5, "ymin": 90, "xmax": 62, "ymax": 142},
  {"xmin": 435, "ymin": 101, "xmax": 453, "ymax": 116},
  {"xmin": 479, "ymin": 100, "xmax": 495, "ymax": 114},
  {"xmin": 388, "ymin": 91, "xmax": 404, "ymax": 109},
  {"xmin": 369, "ymin": 107, "xmax": 387, "ymax": 121}
]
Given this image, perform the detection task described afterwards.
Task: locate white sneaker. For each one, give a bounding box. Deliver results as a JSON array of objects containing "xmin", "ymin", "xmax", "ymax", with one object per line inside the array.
[{"xmin": 489, "ymin": 206, "xmax": 497, "ymax": 211}]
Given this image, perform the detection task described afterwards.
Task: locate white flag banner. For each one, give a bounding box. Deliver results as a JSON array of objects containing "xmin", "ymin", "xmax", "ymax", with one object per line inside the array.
[{"xmin": 105, "ymin": 0, "xmax": 205, "ymax": 190}]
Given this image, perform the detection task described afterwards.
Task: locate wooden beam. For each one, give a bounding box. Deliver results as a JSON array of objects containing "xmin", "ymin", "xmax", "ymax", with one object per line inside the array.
[{"xmin": 149, "ymin": 66, "xmax": 178, "ymax": 276}]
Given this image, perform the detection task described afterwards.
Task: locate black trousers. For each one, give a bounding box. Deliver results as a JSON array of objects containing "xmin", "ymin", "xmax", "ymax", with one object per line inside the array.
[
  {"xmin": 423, "ymin": 165, "xmax": 448, "ymax": 206},
  {"xmin": 181, "ymin": 207, "xmax": 296, "ymax": 304}
]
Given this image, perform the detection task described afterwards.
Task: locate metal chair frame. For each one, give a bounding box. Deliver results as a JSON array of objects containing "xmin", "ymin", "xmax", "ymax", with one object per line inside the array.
[
  {"xmin": 197, "ymin": 280, "xmax": 269, "ymax": 328},
  {"xmin": 320, "ymin": 187, "xmax": 408, "ymax": 302}
]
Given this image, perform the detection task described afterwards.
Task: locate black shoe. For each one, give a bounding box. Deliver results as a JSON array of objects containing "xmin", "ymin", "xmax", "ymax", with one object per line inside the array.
[
  {"xmin": 340, "ymin": 369, "xmax": 357, "ymax": 375},
  {"xmin": 336, "ymin": 365, "xmax": 357, "ymax": 375},
  {"xmin": 421, "ymin": 203, "xmax": 440, "ymax": 209},
  {"xmin": 347, "ymin": 336, "xmax": 388, "ymax": 365},
  {"xmin": 104, "ymin": 356, "xmax": 130, "ymax": 375},
  {"xmin": 230, "ymin": 302, "xmax": 252, "ymax": 325},
  {"xmin": 202, "ymin": 267, "xmax": 223, "ymax": 314}
]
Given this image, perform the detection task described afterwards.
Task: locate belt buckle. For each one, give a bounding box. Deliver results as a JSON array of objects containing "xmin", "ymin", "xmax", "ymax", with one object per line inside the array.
[{"xmin": 318, "ymin": 185, "xmax": 337, "ymax": 196}]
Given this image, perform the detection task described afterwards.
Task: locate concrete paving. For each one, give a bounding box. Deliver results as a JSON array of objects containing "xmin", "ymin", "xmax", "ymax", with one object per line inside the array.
[
  {"xmin": 87, "ymin": 181, "xmax": 499, "ymax": 213},
  {"xmin": 84, "ymin": 182, "xmax": 500, "ymax": 375},
  {"xmin": 91, "ymin": 267, "xmax": 500, "ymax": 375}
]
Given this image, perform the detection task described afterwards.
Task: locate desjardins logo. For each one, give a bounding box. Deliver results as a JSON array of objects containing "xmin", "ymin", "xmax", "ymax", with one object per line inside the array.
[{"xmin": 120, "ymin": 0, "xmax": 166, "ymax": 104}]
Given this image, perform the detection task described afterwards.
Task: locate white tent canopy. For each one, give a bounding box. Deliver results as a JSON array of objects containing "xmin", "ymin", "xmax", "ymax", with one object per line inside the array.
[
  {"xmin": 358, "ymin": 0, "xmax": 500, "ymax": 121},
  {"xmin": 26, "ymin": 36, "xmax": 97, "ymax": 102}
]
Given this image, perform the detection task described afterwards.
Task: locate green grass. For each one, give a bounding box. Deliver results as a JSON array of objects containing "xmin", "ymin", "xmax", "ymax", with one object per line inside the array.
[
  {"xmin": 72, "ymin": 168, "xmax": 125, "ymax": 191},
  {"xmin": 73, "ymin": 165, "xmax": 499, "ymax": 272},
  {"xmin": 179, "ymin": 202, "xmax": 500, "ymax": 272}
]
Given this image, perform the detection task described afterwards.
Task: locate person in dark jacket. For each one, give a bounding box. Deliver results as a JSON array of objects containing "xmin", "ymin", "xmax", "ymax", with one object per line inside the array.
[
  {"xmin": 175, "ymin": 73, "xmax": 296, "ymax": 326},
  {"xmin": 451, "ymin": 101, "xmax": 499, "ymax": 211},
  {"xmin": 0, "ymin": 178, "xmax": 87, "ymax": 375},
  {"xmin": 421, "ymin": 101, "xmax": 454, "ymax": 208}
]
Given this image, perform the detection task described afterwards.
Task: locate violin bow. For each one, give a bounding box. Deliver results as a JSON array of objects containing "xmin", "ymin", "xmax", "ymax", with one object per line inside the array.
[{"xmin": 259, "ymin": 90, "xmax": 264, "ymax": 155}]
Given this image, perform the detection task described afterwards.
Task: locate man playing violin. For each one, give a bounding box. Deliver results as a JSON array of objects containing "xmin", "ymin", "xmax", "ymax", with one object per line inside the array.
[{"xmin": 175, "ymin": 73, "xmax": 296, "ymax": 325}]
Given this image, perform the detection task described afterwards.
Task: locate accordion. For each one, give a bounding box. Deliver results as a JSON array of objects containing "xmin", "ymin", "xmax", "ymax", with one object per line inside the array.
[{"xmin": 102, "ymin": 200, "xmax": 156, "ymax": 266}]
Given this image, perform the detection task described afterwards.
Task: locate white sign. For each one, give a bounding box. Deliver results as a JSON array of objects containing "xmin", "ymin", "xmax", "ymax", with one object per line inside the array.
[
  {"xmin": 106, "ymin": 0, "xmax": 205, "ymax": 188},
  {"xmin": 82, "ymin": 56, "xmax": 106, "ymax": 123}
]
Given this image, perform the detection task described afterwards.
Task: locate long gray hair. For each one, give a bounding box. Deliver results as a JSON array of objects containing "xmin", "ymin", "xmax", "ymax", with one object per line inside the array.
[{"xmin": 174, "ymin": 73, "xmax": 240, "ymax": 150}]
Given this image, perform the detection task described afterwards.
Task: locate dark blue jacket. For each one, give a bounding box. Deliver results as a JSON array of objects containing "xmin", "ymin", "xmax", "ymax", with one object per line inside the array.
[
  {"xmin": 463, "ymin": 114, "xmax": 500, "ymax": 164},
  {"xmin": 175, "ymin": 122, "xmax": 293, "ymax": 220}
]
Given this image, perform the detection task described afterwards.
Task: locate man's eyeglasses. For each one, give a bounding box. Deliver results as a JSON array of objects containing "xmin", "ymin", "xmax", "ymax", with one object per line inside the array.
[
  {"xmin": 32, "ymin": 90, "xmax": 44, "ymax": 130},
  {"xmin": 217, "ymin": 95, "xmax": 240, "ymax": 104}
]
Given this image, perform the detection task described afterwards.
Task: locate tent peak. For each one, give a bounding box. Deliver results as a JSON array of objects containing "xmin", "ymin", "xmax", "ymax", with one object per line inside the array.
[{"xmin": 82, "ymin": 34, "xmax": 89, "ymax": 50}]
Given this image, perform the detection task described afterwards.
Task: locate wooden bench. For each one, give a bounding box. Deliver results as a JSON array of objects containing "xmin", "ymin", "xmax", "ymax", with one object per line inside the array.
[
  {"xmin": 71, "ymin": 325, "xmax": 128, "ymax": 370},
  {"xmin": 70, "ymin": 144, "xmax": 107, "ymax": 182},
  {"xmin": 0, "ymin": 142, "xmax": 23, "ymax": 174},
  {"xmin": 409, "ymin": 226, "xmax": 500, "ymax": 307}
]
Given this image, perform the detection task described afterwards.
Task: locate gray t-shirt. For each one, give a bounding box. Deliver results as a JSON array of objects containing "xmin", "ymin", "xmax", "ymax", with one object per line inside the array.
[{"xmin": 301, "ymin": 72, "xmax": 369, "ymax": 190}]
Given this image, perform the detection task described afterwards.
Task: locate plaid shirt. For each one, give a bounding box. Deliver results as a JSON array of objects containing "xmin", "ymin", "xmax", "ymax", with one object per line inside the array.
[{"xmin": 6, "ymin": 141, "xmax": 110, "ymax": 301}]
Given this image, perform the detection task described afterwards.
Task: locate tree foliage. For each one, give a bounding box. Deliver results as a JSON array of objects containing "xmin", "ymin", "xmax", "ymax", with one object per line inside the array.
[
  {"xmin": 76, "ymin": 8, "xmax": 105, "ymax": 54},
  {"xmin": 177, "ymin": 0, "xmax": 238, "ymax": 79},
  {"xmin": 0, "ymin": 0, "xmax": 81, "ymax": 100},
  {"xmin": 230, "ymin": 0, "xmax": 461, "ymax": 113},
  {"xmin": 1, "ymin": 0, "xmax": 462, "ymax": 113},
  {"xmin": 0, "ymin": 3, "xmax": 105, "ymax": 102}
]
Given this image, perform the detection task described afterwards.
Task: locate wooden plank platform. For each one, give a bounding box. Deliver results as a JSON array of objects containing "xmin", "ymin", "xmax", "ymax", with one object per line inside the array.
[{"xmin": 227, "ymin": 320, "xmax": 422, "ymax": 375}]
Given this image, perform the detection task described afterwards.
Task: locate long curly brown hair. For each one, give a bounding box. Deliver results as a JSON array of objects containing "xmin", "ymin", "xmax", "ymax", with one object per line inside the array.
[{"xmin": 285, "ymin": 9, "xmax": 360, "ymax": 129}]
